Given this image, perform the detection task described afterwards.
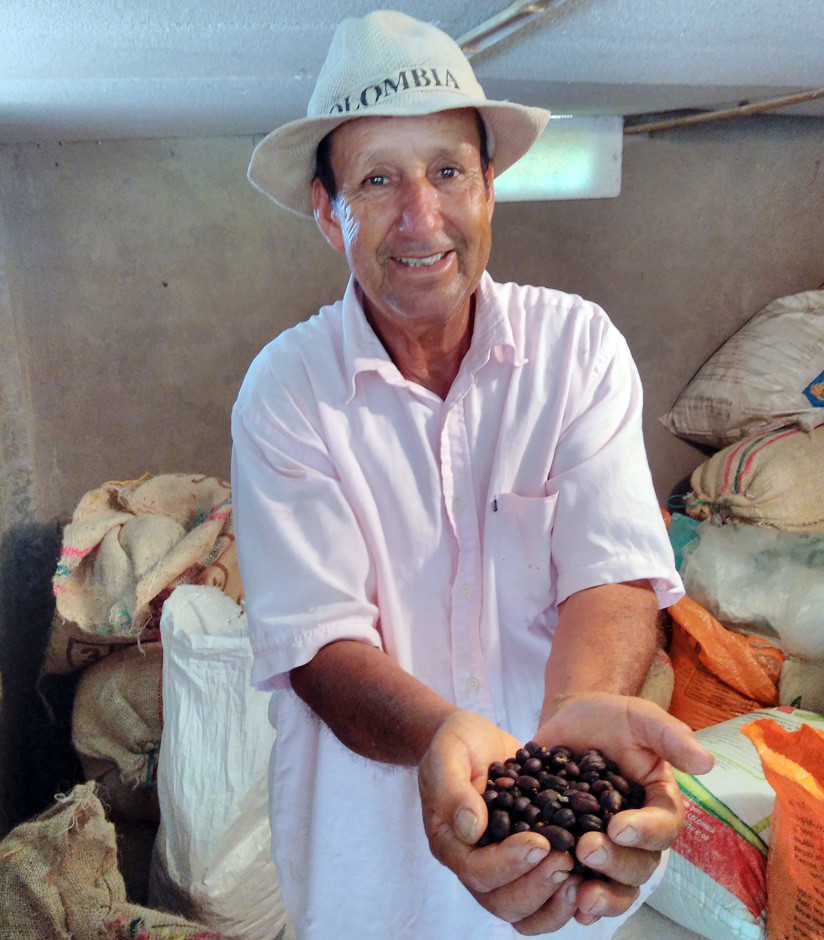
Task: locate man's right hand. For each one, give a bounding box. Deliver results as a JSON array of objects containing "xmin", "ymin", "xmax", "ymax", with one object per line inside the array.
[{"xmin": 418, "ymin": 711, "xmax": 583, "ymax": 934}]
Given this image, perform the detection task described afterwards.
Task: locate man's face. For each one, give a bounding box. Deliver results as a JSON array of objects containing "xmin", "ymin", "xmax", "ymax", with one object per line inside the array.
[{"xmin": 312, "ymin": 109, "xmax": 494, "ymax": 334}]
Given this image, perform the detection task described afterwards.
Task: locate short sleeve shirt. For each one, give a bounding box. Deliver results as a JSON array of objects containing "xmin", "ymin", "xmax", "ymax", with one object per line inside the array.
[{"xmin": 231, "ymin": 272, "xmax": 682, "ymax": 939}]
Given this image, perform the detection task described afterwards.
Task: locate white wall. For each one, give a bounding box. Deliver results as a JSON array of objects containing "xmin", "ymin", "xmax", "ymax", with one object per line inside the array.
[{"xmin": 2, "ymin": 115, "xmax": 823, "ymax": 526}]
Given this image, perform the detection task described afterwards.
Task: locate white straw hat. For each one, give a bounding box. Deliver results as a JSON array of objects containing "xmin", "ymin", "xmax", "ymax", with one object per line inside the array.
[{"xmin": 248, "ymin": 10, "xmax": 550, "ymax": 216}]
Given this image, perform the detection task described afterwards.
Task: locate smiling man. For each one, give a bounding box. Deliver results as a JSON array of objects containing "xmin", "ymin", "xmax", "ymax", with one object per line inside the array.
[{"xmin": 231, "ymin": 11, "xmax": 712, "ymax": 940}]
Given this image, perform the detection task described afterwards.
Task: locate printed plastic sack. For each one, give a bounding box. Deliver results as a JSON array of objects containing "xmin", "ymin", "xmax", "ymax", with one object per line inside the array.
[
  {"xmin": 149, "ymin": 585, "xmax": 293, "ymax": 940},
  {"xmin": 648, "ymin": 707, "xmax": 824, "ymax": 940},
  {"xmin": 742, "ymin": 717, "xmax": 824, "ymax": 940},
  {"xmin": 667, "ymin": 595, "xmax": 784, "ymax": 731}
]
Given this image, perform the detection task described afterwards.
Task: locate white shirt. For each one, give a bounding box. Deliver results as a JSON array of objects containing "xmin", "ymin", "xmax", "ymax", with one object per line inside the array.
[{"xmin": 231, "ymin": 272, "xmax": 682, "ymax": 939}]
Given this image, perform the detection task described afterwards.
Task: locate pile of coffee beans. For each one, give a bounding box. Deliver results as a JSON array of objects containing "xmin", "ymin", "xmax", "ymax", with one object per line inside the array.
[{"xmin": 479, "ymin": 741, "xmax": 645, "ymax": 870}]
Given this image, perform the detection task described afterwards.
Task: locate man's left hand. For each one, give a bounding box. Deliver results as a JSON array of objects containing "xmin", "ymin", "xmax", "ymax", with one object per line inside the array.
[{"xmin": 531, "ymin": 692, "xmax": 714, "ymax": 928}]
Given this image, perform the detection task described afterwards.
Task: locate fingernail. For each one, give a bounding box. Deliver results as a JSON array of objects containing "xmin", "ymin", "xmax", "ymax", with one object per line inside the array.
[
  {"xmin": 526, "ymin": 846, "xmax": 549, "ymax": 865},
  {"xmin": 552, "ymin": 870, "xmax": 570, "ymax": 884},
  {"xmin": 564, "ymin": 882, "xmax": 579, "ymax": 905},
  {"xmin": 581, "ymin": 846, "xmax": 607, "ymax": 866},
  {"xmin": 455, "ymin": 807, "xmax": 478, "ymax": 843},
  {"xmin": 613, "ymin": 825, "xmax": 638, "ymax": 846},
  {"xmin": 582, "ymin": 895, "xmax": 607, "ymax": 916}
]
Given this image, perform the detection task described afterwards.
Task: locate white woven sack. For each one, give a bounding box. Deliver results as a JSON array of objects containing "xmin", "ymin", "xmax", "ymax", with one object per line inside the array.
[
  {"xmin": 149, "ymin": 585, "xmax": 293, "ymax": 940},
  {"xmin": 661, "ymin": 290, "xmax": 824, "ymax": 449}
]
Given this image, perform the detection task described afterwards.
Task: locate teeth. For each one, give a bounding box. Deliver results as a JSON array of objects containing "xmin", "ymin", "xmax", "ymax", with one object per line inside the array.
[{"xmin": 397, "ymin": 252, "xmax": 446, "ymax": 268}]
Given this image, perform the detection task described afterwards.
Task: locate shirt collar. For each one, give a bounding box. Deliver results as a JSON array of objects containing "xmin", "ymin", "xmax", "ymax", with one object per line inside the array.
[{"xmin": 341, "ymin": 271, "xmax": 525, "ymax": 402}]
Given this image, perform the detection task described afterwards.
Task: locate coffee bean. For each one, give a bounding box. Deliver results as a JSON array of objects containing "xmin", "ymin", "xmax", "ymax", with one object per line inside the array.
[
  {"xmin": 488, "ymin": 809, "xmax": 511, "ymax": 842},
  {"xmin": 512, "ymin": 795, "xmax": 532, "ymax": 816},
  {"xmin": 522, "ymin": 757, "xmax": 544, "ymax": 775},
  {"xmin": 579, "ymin": 751, "xmax": 607, "ymax": 775},
  {"xmin": 539, "ymin": 824, "xmax": 576, "ymax": 852},
  {"xmin": 539, "ymin": 773, "xmax": 567, "ymax": 793},
  {"xmin": 534, "ymin": 789, "xmax": 562, "ymax": 810},
  {"xmin": 495, "ymin": 790, "xmax": 515, "ymax": 811},
  {"xmin": 552, "ymin": 807, "xmax": 577, "ymax": 829},
  {"xmin": 516, "ymin": 774, "xmax": 540, "ymax": 793},
  {"xmin": 605, "ymin": 771, "xmax": 631, "ymax": 797},
  {"xmin": 560, "ymin": 761, "xmax": 580, "ymax": 781},
  {"xmin": 567, "ymin": 791, "xmax": 600, "ymax": 816},
  {"xmin": 521, "ymin": 804, "xmax": 542, "ymax": 826},
  {"xmin": 578, "ymin": 813, "xmax": 604, "ymax": 833},
  {"xmin": 600, "ymin": 789, "xmax": 623, "ymax": 814}
]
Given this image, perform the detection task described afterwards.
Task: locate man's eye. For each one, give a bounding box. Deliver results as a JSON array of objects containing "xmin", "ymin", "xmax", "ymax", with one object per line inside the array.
[
  {"xmin": 440, "ymin": 167, "xmax": 459, "ymax": 179},
  {"xmin": 364, "ymin": 174, "xmax": 387, "ymax": 187}
]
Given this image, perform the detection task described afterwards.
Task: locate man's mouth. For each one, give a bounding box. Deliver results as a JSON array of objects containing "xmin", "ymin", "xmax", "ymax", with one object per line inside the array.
[{"xmin": 395, "ymin": 252, "xmax": 448, "ymax": 268}]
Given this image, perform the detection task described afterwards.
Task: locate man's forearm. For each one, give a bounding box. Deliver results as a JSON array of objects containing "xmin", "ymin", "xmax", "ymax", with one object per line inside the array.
[
  {"xmin": 540, "ymin": 580, "xmax": 660, "ymax": 724},
  {"xmin": 290, "ymin": 638, "xmax": 460, "ymax": 765}
]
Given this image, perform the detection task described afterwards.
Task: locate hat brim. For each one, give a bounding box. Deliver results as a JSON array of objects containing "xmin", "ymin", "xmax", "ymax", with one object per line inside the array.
[{"xmin": 248, "ymin": 98, "xmax": 550, "ymax": 217}]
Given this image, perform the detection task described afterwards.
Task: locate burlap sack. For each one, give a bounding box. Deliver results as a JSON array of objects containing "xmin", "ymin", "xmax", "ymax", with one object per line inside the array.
[
  {"xmin": 0, "ymin": 782, "xmax": 223, "ymax": 940},
  {"xmin": 639, "ymin": 646, "xmax": 675, "ymax": 711},
  {"xmin": 47, "ymin": 473, "xmax": 242, "ymax": 674},
  {"xmin": 688, "ymin": 424, "xmax": 824, "ymax": 530},
  {"xmin": 105, "ymin": 908, "xmax": 226, "ymax": 939},
  {"xmin": 72, "ymin": 642, "xmax": 163, "ymax": 822},
  {"xmin": 0, "ymin": 782, "xmax": 121, "ymax": 939}
]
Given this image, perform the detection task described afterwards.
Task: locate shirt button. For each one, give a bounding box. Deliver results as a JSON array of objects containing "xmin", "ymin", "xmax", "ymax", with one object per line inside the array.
[
  {"xmin": 453, "ymin": 497, "xmax": 464, "ymax": 513},
  {"xmin": 460, "ymin": 583, "xmax": 472, "ymax": 597},
  {"xmin": 466, "ymin": 676, "xmax": 481, "ymax": 692}
]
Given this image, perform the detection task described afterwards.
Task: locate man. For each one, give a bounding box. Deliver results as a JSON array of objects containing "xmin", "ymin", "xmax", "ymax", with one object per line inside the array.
[{"xmin": 232, "ymin": 10, "xmax": 713, "ymax": 939}]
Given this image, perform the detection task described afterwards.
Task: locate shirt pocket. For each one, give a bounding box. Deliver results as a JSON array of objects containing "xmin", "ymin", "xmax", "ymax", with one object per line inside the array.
[{"xmin": 489, "ymin": 491, "xmax": 558, "ymax": 630}]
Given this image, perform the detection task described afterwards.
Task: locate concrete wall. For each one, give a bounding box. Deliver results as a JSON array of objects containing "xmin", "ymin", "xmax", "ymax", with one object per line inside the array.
[{"xmin": 2, "ymin": 115, "xmax": 823, "ymax": 527}]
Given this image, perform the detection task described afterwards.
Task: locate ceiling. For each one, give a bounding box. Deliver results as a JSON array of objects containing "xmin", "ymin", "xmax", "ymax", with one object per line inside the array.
[{"xmin": 2, "ymin": 0, "xmax": 823, "ymax": 145}]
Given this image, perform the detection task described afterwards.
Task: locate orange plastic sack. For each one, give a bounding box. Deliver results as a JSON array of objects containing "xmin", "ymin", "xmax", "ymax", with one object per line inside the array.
[
  {"xmin": 668, "ymin": 595, "xmax": 784, "ymax": 730},
  {"xmin": 741, "ymin": 718, "xmax": 824, "ymax": 939}
]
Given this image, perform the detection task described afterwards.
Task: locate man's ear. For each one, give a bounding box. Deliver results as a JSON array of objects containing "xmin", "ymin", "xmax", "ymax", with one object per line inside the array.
[
  {"xmin": 312, "ymin": 177, "xmax": 346, "ymax": 253},
  {"xmin": 485, "ymin": 163, "xmax": 495, "ymax": 221}
]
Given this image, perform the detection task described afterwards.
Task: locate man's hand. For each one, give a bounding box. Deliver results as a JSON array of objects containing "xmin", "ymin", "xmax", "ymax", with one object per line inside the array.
[
  {"xmin": 419, "ymin": 711, "xmax": 586, "ymax": 934},
  {"xmin": 533, "ymin": 692, "xmax": 714, "ymax": 928}
]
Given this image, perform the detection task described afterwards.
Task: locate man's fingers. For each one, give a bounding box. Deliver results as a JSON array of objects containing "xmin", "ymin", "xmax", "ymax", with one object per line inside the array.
[
  {"xmin": 468, "ymin": 845, "xmax": 577, "ymax": 927},
  {"xmin": 431, "ymin": 827, "xmax": 553, "ymax": 894},
  {"xmin": 575, "ymin": 829, "xmax": 661, "ymax": 887},
  {"xmin": 510, "ymin": 875, "xmax": 584, "ymax": 935},
  {"xmin": 539, "ymin": 693, "xmax": 714, "ymax": 782},
  {"xmin": 573, "ymin": 876, "xmax": 641, "ymax": 926},
  {"xmin": 628, "ymin": 700, "xmax": 714, "ymax": 776}
]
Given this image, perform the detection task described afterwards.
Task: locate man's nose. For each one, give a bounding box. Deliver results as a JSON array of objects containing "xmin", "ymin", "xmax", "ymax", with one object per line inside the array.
[{"xmin": 397, "ymin": 176, "xmax": 441, "ymax": 236}]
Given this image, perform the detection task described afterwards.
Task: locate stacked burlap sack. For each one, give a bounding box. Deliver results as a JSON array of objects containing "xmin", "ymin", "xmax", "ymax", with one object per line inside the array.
[
  {"xmin": 660, "ymin": 287, "xmax": 824, "ymax": 717},
  {"xmin": 44, "ymin": 473, "xmax": 243, "ymax": 825},
  {"xmin": 33, "ymin": 474, "xmax": 294, "ymax": 939},
  {"xmin": 647, "ymin": 288, "xmax": 824, "ymax": 940}
]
